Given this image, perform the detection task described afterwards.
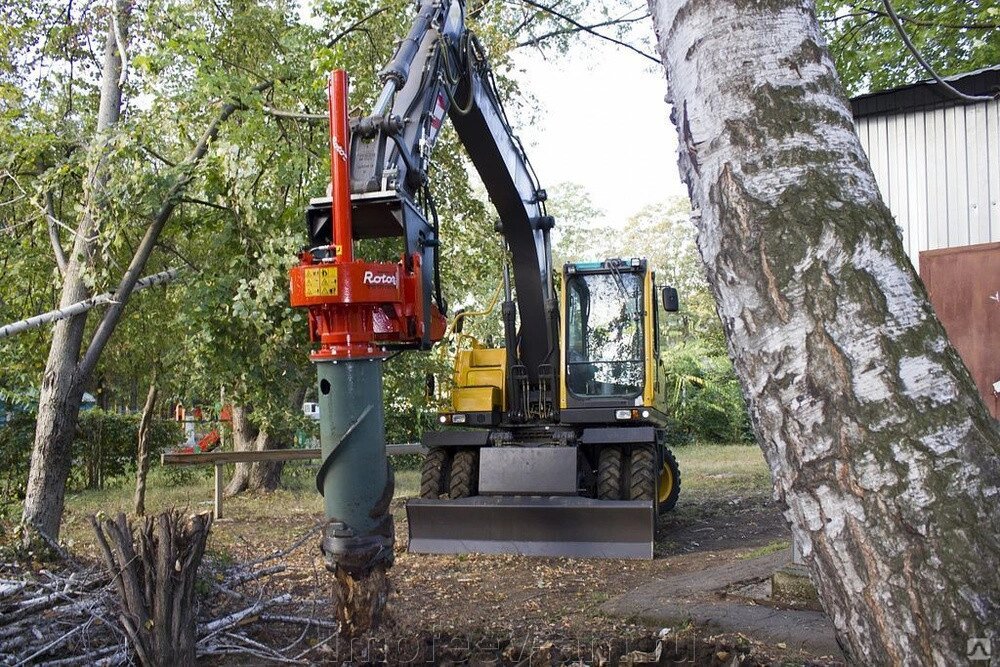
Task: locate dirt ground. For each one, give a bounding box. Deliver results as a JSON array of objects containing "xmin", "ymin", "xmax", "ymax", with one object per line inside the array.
[
  {"xmin": 5, "ymin": 446, "xmax": 846, "ymax": 665},
  {"xmin": 188, "ymin": 486, "xmax": 836, "ymax": 665}
]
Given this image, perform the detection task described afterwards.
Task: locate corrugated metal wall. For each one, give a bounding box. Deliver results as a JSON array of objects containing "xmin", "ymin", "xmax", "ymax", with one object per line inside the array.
[{"xmin": 854, "ymin": 98, "xmax": 1000, "ymax": 269}]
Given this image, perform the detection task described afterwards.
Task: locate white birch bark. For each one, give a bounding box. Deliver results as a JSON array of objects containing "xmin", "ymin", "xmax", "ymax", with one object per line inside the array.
[{"xmin": 647, "ymin": 1, "xmax": 1000, "ymax": 663}]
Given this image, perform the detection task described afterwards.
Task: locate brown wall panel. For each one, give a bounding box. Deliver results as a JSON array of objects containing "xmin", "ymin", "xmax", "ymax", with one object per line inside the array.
[{"xmin": 919, "ymin": 242, "xmax": 1000, "ymax": 419}]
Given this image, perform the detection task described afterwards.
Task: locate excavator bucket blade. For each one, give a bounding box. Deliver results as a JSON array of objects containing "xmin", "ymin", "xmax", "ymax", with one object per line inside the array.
[{"xmin": 406, "ymin": 496, "xmax": 654, "ymax": 559}]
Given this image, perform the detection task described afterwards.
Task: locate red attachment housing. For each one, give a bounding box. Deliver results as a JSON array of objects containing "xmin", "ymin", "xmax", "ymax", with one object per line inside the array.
[{"xmin": 290, "ymin": 70, "xmax": 446, "ymax": 360}]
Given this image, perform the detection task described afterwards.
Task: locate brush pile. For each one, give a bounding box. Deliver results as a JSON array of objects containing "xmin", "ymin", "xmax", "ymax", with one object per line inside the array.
[{"xmin": 1, "ymin": 517, "xmax": 336, "ymax": 665}]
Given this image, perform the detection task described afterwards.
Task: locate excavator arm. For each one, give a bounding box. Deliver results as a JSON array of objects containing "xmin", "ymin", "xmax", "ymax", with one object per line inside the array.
[{"xmin": 347, "ymin": 0, "xmax": 558, "ymax": 386}]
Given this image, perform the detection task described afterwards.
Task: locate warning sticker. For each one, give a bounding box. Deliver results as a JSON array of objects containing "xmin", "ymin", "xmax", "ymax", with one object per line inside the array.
[{"xmin": 304, "ymin": 267, "xmax": 338, "ymax": 297}]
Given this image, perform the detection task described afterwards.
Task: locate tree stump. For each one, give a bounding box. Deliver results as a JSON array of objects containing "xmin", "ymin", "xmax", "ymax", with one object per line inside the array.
[
  {"xmin": 333, "ymin": 564, "xmax": 391, "ymax": 637},
  {"xmin": 91, "ymin": 511, "xmax": 212, "ymax": 666}
]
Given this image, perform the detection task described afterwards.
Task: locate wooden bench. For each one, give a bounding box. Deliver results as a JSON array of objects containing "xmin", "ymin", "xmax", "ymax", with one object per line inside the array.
[{"xmin": 160, "ymin": 443, "xmax": 426, "ymax": 519}]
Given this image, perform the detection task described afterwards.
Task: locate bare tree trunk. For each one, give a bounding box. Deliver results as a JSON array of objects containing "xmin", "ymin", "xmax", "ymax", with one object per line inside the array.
[
  {"xmin": 91, "ymin": 511, "xmax": 212, "ymax": 666},
  {"xmin": 226, "ymin": 387, "xmax": 306, "ymax": 496},
  {"xmin": 648, "ymin": 0, "xmax": 1000, "ymax": 663},
  {"xmin": 246, "ymin": 429, "xmax": 286, "ymax": 491},
  {"xmin": 22, "ymin": 1, "xmax": 127, "ymax": 543},
  {"xmin": 225, "ymin": 405, "xmax": 292, "ymax": 496},
  {"xmin": 134, "ymin": 381, "xmax": 159, "ymax": 516},
  {"xmin": 225, "ymin": 404, "xmax": 258, "ymax": 496}
]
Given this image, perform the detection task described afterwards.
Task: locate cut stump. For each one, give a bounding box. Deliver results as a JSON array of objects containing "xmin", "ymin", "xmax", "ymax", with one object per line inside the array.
[{"xmin": 91, "ymin": 510, "xmax": 212, "ymax": 666}]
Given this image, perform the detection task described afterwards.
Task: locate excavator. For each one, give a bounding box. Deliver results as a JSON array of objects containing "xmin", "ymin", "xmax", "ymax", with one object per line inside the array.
[{"xmin": 289, "ymin": 0, "xmax": 682, "ymax": 580}]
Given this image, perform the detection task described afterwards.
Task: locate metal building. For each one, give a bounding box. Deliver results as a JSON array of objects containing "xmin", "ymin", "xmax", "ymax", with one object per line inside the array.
[
  {"xmin": 851, "ymin": 66, "xmax": 1000, "ymax": 269},
  {"xmin": 851, "ymin": 68, "xmax": 1000, "ymax": 418}
]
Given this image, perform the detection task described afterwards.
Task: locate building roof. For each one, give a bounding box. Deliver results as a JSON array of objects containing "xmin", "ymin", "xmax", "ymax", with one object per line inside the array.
[{"xmin": 850, "ymin": 65, "xmax": 1000, "ymax": 118}]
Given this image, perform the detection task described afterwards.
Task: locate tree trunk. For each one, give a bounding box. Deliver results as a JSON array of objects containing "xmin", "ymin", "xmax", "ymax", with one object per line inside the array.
[
  {"xmin": 226, "ymin": 387, "xmax": 306, "ymax": 496},
  {"xmin": 22, "ymin": 1, "xmax": 127, "ymax": 543},
  {"xmin": 91, "ymin": 511, "xmax": 212, "ymax": 666},
  {"xmin": 225, "ymin": 404, "xmax": 260, "ymax": 496},
  {"xmin": 648, "ymin": 1, "xmax": 1000, "ymax": 663},
  {"xmin": 134, "ymin": 381, "xmax": 159, "ymax": 517},
  {"xmin": 20, "ymin": 14, "xmax": 270, "ymax": 541},
  {"xmin": 246, "ymin": 429, "xmax": 286, "ymax": 491},
  {"xmin": 225, "ymin": 405, "xmax": 288, "ymax": 496}
]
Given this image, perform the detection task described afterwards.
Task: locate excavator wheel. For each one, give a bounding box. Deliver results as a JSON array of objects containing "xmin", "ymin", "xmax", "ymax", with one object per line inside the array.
[
  {"xmin": 448, "ymin": 448, "xmax": 479, "ymax": 499},
  {"xmin": 420, "ymin": 447, "xmax": 451, "ymax": 499},
  {"xmin": 658, "ymin": 446, "xmax": 682, "ymax": 513},
  {"xmin": 597, "ymin": 446, "xmax": 623, "ymax": 500},
  {"xmin": 628, "ymin": 444, "xmax": 657, "ymax": 503}
]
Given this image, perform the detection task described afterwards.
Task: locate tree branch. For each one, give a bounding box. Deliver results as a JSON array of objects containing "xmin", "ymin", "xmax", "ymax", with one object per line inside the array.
[
  {"xmin": 79, "ymin": 80, "xmax": 274, "ymax": 378},
  {"xmin": 154, "ymin": 240, "xmax": 201, "ymax": 272},
  {"xmin": 43, "ymin": 192, "xmax": 68, "ymax": 274},
  {"xmin": 880, "ymin": 0, "xmax": 996, "ymax": 103},
  {"xmin": 827, "ymin": 4, "xmax": 1000, "ymax": 31},
  {"xmin": 141, "ymin": 144, "xmax": 176, "ymax": 167},
  {"xmin": 180, "ymin": 196, "xmax": 233, "ymax": 212},
  {"xmin": 326, "ymin": 8, "xmax": 387, "ymax": 47},
  {"xmin": 514, "ymin": 0, "xmax": 660, "ymax": 64},
  {"xmin": 516, "ymin": 13, "xmax": 649, "ymax": 49},
  {"xmin": 262, "ymin": 106, "xmax": 326, "ymax": 123}
]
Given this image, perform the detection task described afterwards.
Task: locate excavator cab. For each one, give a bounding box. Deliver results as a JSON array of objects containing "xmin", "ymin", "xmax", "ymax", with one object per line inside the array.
[
  {"xmin": 407, "ymin": 258, "xmax": 682, "ymax": 560},
  {"xmin": 561, "ymin": 259, "xmax": 663, "ymax": 415}
]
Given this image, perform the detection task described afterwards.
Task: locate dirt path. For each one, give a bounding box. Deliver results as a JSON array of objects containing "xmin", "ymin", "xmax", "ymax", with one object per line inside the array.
[{"xmin": 195, "ymin": 487, "xmax": 841, "ymax": 664}]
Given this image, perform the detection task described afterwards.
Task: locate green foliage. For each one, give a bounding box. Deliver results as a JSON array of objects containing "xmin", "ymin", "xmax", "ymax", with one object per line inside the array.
[
  {"xmin": 0, "ymin": 408, "xmax": 182, "ymax": 518},
  {"xmin": 661, "ymin": 342, "xmax": 752, "ymax": 445},
  {"xmin": 73, "ymin": 410, "xmax": 183, "ymax": 491},
  {"xmin": 816, "ymin": 1, "xmax": 1000, "ymax": 94},
  {"xmin": 0, "ymin": 411, "xmax": 35, "ymax": 520},
  {"xmin": 0, "ymin": 0, "xmax": 654, "ymax": 493}
]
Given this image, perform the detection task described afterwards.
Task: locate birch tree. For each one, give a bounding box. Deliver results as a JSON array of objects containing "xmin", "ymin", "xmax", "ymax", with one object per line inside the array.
[{"xmin": 647, "ymin": 0, "xmax": 1000, "ymax": 663}]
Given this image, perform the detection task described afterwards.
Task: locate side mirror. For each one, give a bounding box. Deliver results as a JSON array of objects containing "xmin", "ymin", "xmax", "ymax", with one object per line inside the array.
[
  {"xmin": 425, "ymin": 373, "xmax": 436, "ymax": 399},
  {"xmin": 454, "ymin": 308, "xmax": 466, "ymax": 334},
  {"xmin": 661, "ymin": 286, "xmax": 679, "ymax": 313}
]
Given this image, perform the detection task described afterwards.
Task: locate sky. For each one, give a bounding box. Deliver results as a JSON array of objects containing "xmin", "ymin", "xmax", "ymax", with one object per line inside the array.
[{"xmin": 510, "ymin": 35, "xmax": 687, "ymax": 226}]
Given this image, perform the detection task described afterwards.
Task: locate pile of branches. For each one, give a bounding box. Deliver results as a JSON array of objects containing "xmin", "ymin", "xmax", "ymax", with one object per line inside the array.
[
  {"xmin": 0, "ymin": 563, "xmax": 124, "ymax": 665},
  {"xmin": 1, "ymin": 518, "xmax": 335, "ymax": 666}
]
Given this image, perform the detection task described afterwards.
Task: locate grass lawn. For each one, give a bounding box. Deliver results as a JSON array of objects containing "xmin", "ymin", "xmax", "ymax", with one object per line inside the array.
[
  {"xmin": 52, "ymin": 443, "xmax": 768, "ymax": 555},
  {"xmin": 674, "ymin": 442, "xmax": 772, "ymax": 493}
]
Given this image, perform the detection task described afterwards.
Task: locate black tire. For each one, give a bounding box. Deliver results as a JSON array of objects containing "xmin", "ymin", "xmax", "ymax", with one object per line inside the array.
[
  {"xmin": 420, "ymin": 447, "xmax": 451, "ymax": 499},
  {"xmin": 628, "ymin": 444, "xmax": 657, "ymax": 502},
  {"xmin": 448, "ymin": 448, "xmax": 478, "ymax": 499},
  {"xmin": 597, "ymin": 446, "xmax": 623, "ymax": 500},
  {"xmin": 658, "ymin": 446, "xmax": 681, "ymax": 513}
]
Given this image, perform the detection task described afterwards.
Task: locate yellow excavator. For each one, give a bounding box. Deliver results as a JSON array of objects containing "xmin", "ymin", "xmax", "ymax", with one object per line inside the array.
[{"xmin": 290, "ymin": 0, "xmax": 682, "ymax": 578}]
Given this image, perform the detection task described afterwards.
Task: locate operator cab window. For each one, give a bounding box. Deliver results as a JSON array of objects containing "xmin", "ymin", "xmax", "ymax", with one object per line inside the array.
[{"xmin": 566, "ymin": 270, "xmax": 644, "ymax": 398}]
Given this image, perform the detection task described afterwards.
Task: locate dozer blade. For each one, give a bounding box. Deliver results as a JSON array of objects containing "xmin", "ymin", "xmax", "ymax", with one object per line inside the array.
[{"xmin": 406, "ymin": 496, "xmax": 654, "ymax": 560}]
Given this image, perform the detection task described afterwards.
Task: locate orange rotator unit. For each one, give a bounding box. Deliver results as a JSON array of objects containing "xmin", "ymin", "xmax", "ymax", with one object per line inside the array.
[{"xmin": 289, "ymin": 70, "xmax": 445, "ymax": 575}]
